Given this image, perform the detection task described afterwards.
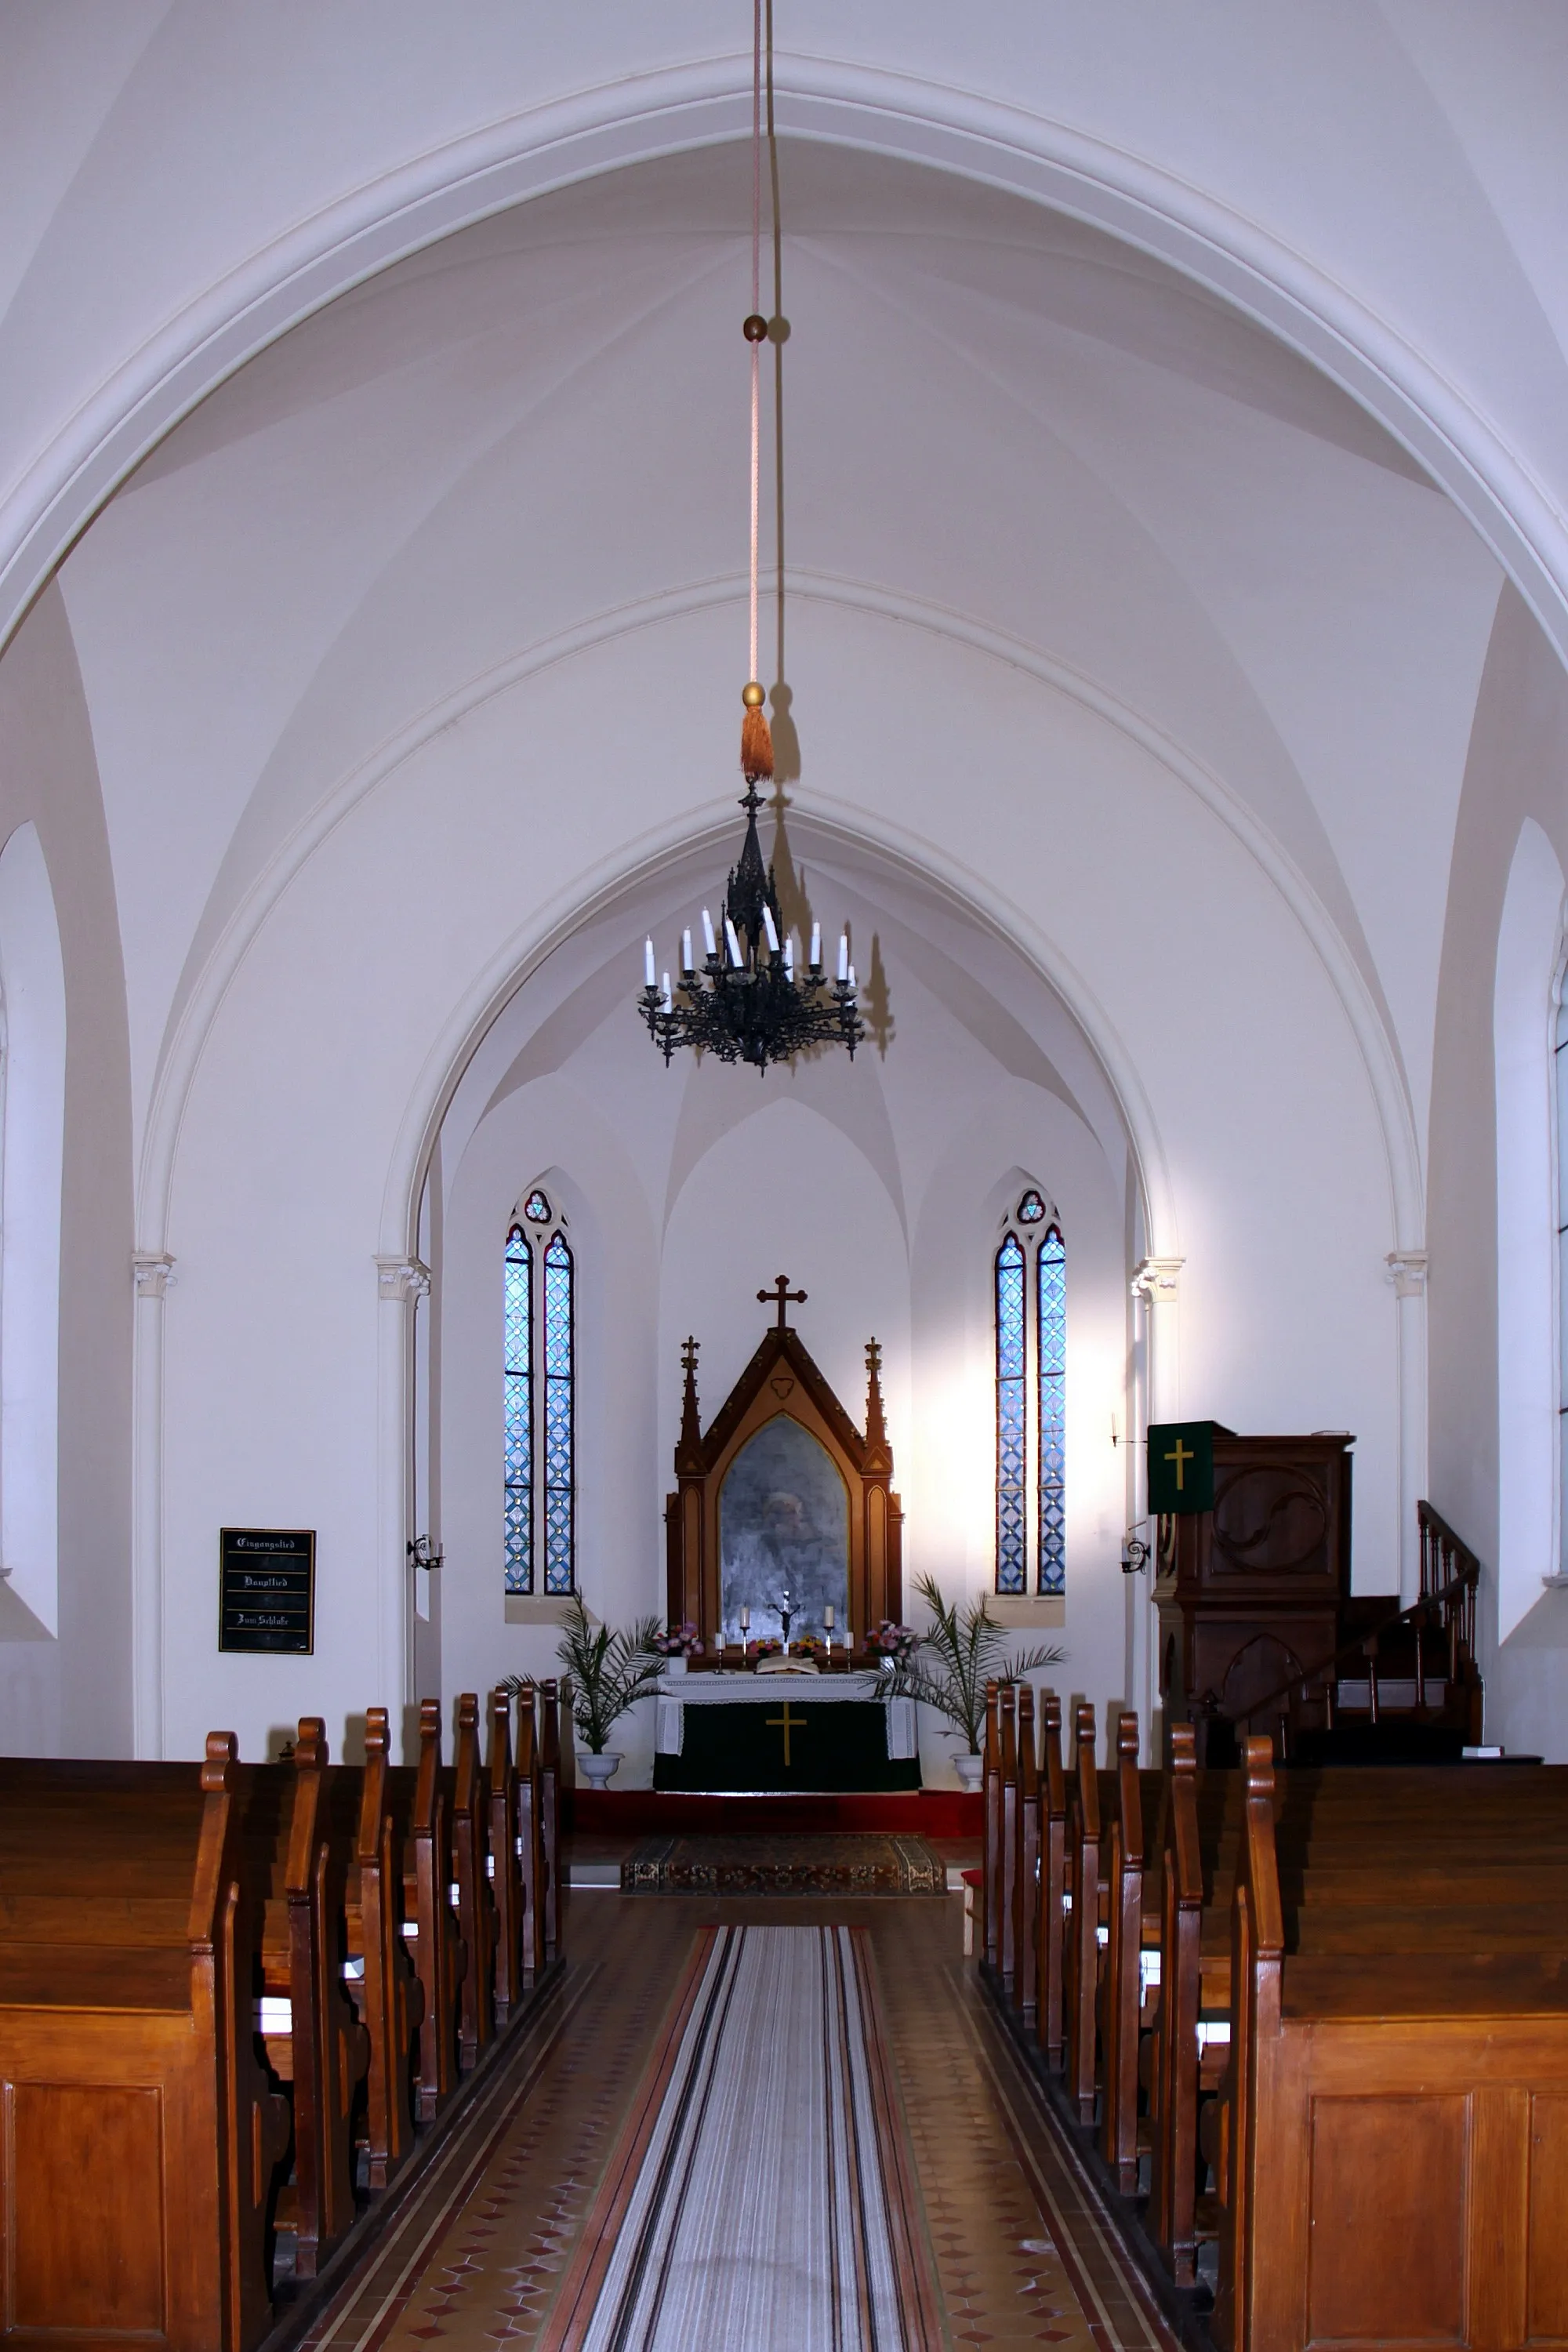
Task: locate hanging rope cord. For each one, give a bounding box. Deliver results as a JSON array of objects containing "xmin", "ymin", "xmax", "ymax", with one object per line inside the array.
[{"xmin": 739, "ymin": 0, "xmax": 774, "ymax": 782}]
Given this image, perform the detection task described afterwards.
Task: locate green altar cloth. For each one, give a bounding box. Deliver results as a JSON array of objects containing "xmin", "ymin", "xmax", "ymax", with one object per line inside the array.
[{"xmin": 651, "ymin": 1671, "xmax": 921, "ymax": 1794}]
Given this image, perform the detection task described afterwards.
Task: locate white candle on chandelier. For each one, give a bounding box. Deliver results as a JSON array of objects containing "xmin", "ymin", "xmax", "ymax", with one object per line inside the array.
[
  {"xmin": 644, "ymin": 937, "xmax": 656, "ymax": 989},
  {"xmin": 702, "ymin": 908, "xmax": 717, "ymax": 960},
  {"xmin": 725, "ymin": 916, "xmax": 745, "ymax": 968},
  {"xmin": 762, "ymin": 905, "xmax": 779, "ymax": 953},
  {"xmin": 784, "ymin": 935, "xmax": 795, "ymax": 980},
  {"xmin": 682, "ymin": 927, "xmax": 694, "ymax": 974},
  {"xmin": 810, "ymin": 920, "xmax": 822, "ymax": 969},
  {"xmin": 837, "ymin": 932, "xmax": 848, "ymax": 982},
  {"xmin": 847, "ymin": 963, "xmax": 857, "ymax": 993},
  {"xmin": 661, "ymin": 973, "xmax": 673, "ymax": 1012}
]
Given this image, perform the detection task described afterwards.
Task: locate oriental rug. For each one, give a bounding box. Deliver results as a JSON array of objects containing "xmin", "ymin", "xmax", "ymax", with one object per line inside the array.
[
  {"xmin": 619, "ymin": 1831, "xmax": 945, "ymax": 1896},
  {"xmin": 542, "ymin": 1924, "xmax": 941, "ymax": 2351}
]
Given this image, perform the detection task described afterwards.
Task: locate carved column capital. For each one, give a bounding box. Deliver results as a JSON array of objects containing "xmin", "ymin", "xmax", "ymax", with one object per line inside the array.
[
  {"xmin": 1131, "ymin": 1255, "xmax": 1184, "ymax": 1305},
  {"xmin": 132, "ymin": 1250, "xmax": 176, "ymax": 1300},
  {"xmin": 376, "ymin": 1255, "xmax": 430, "ymax": 1304},
  {"xmin": 1385, "ymin": 1250, "xmax": 1428, "ymax": 1298}
]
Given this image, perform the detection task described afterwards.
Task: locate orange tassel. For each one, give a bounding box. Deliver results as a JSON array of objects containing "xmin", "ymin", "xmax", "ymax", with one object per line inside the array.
[{"xmin": 741, "ymin": 703, "xmax": 774, "ymax": 783}]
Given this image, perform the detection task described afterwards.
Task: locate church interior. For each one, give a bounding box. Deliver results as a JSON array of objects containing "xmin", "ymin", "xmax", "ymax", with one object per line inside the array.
[{"xmin": 4, "ymin": 7, "xmax": 1568, "ymax": 2348}]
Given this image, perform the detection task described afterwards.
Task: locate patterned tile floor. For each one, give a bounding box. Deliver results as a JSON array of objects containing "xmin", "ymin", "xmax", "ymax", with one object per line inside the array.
[{"xmin": 300, "ymin": 1893, "xmax": 1177, "ymax": 2352}]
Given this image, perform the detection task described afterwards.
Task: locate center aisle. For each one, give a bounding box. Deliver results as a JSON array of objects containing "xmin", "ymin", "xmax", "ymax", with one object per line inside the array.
[{"xmin": 299, "ymin": 1896, "xmax": 1178, "ymax": 2352}]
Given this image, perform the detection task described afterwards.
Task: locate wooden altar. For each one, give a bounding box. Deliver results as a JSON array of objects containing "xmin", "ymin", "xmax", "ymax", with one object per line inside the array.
[
  {"xmin": 1154, "ymin": 1428, "xmax": 1354, "ymax": 1738},
  {"xmin": 665, "ymin": 1281, "xmax": 904, "ymax": 1659}
]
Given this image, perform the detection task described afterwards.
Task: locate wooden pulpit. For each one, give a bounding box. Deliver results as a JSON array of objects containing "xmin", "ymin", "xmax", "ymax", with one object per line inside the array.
[{"xmin": 1153, "ymin": 1429, "xmax": 1353, "ymax": 1751}]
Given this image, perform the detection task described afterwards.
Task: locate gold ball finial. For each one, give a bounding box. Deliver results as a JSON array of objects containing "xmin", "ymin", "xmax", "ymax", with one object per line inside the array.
[{"xmin": 741, "ymin": 680, "xmax": 766, "ymax": 710}]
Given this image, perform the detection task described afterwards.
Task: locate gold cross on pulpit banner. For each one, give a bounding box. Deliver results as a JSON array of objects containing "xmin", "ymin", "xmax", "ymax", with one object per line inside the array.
[
  {"xmin": 757, "ymin": 1274, "xmax": 808, "ymax": 1330},
  {"xmin": 766, "ymin": 1700, "xmax": 807, "ymax": 1767},
  {"xmin": 1165, "ymin": 1437, "xmax": 1193, "ymax": 1492}
]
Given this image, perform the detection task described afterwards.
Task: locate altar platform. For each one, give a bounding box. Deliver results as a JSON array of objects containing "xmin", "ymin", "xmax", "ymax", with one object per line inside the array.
[
  {"xmin": 652, "ymin": 1667, "xmax": 920, "ymax": 1793},
  {"xmin": 568, "ymin": 1788, "xmax": 981, "ymax": 1838}
]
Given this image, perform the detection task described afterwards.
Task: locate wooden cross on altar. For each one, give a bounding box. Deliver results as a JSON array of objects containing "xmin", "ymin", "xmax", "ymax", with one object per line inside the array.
[
  {"xmin": 758, "ymin": 1275, "xmax": 808, "ymax": 1330},
  {"xmin": 766, "ymin": 1700, "xmax": 807, "ymax": 1767}
]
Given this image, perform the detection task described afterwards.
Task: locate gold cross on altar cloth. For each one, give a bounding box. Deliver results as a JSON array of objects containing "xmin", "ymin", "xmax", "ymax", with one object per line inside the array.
[
  {"xmin": 766, "ymin": 1701, "xmax": 807, "ymax": 1767},
  {"xmin": 1164, "ymin": 1437, "xmax": 1193, "ymax": 1492},
  {"xmin": 758, "ymin": 1275, "xmax": 808, "ymax": 1330}
]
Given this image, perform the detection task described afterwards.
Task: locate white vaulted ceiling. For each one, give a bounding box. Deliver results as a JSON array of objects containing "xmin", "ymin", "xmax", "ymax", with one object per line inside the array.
[{"xmin": 49, "ymin": 136, "xmax": 1502, "ymax": 1181}]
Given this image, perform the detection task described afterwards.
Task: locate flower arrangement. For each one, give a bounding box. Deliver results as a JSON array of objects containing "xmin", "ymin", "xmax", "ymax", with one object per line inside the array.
[
  {"xmin": 789, "ymin": 1633, "xmax": 829, "ymax": 1666},
  {"xmin": 865, "ymin": 1620, "xmax": 919, "ymax": 1664},
  {"xmin": 650, "ymin": 1621, "xmax": 703, "ymax": 1658},
  {"xmin": 745, "ymin": 1636, "xmax": 784, "ymax": 1663}
]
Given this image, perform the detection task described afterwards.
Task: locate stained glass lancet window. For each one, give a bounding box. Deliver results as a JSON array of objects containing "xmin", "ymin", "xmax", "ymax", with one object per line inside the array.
[
  {"xmin": 995, "ymin": 1231, "xmax": 1028, "ymax": 1594},
  {"xmin": 503, "ymin": 1225, "xmax": 533, "ymax": 1593},
  {"xmin": 1036, "ymin": 1225, "xmax": 1067, "ymax": 1595},
  {"xmin": 542, "ymin": 1230, "xmax": 575, "ymax": 1595},
  {"xmin": 503, "ymin": 1190, "xmax": 576, "ymax": 1595},
  {"xmin": 994, "ymin": 1189, "xmax": 1066, "ymax": 1595}
]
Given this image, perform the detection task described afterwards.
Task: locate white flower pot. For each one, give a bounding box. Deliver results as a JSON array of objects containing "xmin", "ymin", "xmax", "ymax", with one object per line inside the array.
[
  {"xmin": 662, "ymin": 1655, "xmax": 688, "ymax": 1678},
  {"xmin": 953, "ymin": 1752, "xmax": 985, "ymax": 1793},
  {"xmin": 579, "ymin": 1751, "xmax": 622, "ymax": 1788}
]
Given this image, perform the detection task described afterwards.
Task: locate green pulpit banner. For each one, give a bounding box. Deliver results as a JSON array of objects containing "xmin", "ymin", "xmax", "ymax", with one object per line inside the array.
[{"xmin": 1147, "ymin": 1421, "xmax": 1217, "ymax": 1515}]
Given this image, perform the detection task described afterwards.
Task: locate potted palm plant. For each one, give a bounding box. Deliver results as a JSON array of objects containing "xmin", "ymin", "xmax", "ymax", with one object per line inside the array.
[
  {"xmin": 503, "ymin": 1594, "xmax": 666, "ymax": 1785},
  {"xmin": 892, "ymin": 1572, "xmax": 1066, "ymax": 1789}
]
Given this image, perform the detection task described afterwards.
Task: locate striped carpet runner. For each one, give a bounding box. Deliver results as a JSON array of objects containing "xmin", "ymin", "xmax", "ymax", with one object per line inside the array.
[{"xmin": 545, "ymin": 1925, "xmax": 938, "ymax": 2350}]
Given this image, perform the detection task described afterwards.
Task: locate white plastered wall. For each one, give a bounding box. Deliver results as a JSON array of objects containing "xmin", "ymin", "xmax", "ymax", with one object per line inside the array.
[{"xmin": 152, "ymin": 593, "xmax": 1403, "ymax": 1764}]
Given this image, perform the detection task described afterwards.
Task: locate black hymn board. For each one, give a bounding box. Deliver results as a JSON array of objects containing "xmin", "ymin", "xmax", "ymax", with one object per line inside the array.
[{"xmin": 219, "ymin": 1526, "xmax": 315, "ymax": 1654}]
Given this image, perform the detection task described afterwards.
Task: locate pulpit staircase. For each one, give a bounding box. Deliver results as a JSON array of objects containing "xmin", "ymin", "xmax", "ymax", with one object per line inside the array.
[{"xmin": 1203, "ymin": 1502, "xmax": 1484, "ymax": 1766}]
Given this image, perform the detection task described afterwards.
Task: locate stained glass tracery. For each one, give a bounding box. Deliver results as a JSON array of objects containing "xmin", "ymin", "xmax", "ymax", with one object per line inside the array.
[
  {"xmin": 995, "ymin": 1231, "xmax": 1028, "ymax": 1595},
  {"xmin": 993, "ymin": 1196, "xmax": 1066, "ymax": 1595},
  {"xmin": 542, "ymin": 1230, "xmax": 575, "ymax": 1595},
  {"xmin": 503, "ymin": 1225, "xmax": 533, "ymax": 1593},
  {"xmin": 1036, "ymin": 1224, "xmax": 1066, "ymax": 1595},
  {"xmin": 503, "ymin": 1199, "xmax": 575, "ymax": 1595}
]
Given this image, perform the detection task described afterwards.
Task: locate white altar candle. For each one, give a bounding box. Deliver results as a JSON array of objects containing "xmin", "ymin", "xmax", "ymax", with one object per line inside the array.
[
  {"xmin": 824, "ymin": 1604, "xmax": 834, "ymax": 1628},
  {"xmin": 740, "ymin": 1605, "xmax": 750, "ymax": 1632}
]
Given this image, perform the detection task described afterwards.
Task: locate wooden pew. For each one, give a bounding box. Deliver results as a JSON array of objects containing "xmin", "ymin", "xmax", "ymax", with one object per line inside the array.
[
  {"xmin": 343, "ymin": 1705, "xmax": 422, "ymax": 2189},
  {"xmin": 1211, "ymin": 1740, "xmax": 1568, "ymax": 2352},
  {"xmin": 449, "ymin": 1693, "xmax": 496, "ymax": 2071},
  {"xmin": 488, "ymin": 1688, "xmax": 523, "ymax": 2026},
  {"xmin": 516, "ymin": 1684, "xmax": 546, "ymax": 1988},
  {"xmin": 271, "ymin": 1721, "xmax": 370, "ymax": 2277},
  {"xmin": 389, "ymin": 1699, "xmax": 463, "ymax": 2122},
  {"xmin": 539, "ymin": 1679, "xmax": 568, "ymax": 1968},
  {"xmin": 0, "ymin": 1736, "xmax": 289, "ymax": 2352},
  {"xmin": 1011, "ymin": 1683, "xmax": 1040, "ymax": 2032},
  {"xmin": 1100, "ymin": 1711, "xmax": 1149, "ymax": 2194},
  {"xmin": 982, "ymin": 1682, "xmax": 1003, "ymax": 1973},
  {"xmin": 1036, "ymin": 1691, "xmax": 1068, "ymax": 2070},
  {"xmin": 1064, "ymin": 1702, "xmax": 1102, "ymax": 2125}
]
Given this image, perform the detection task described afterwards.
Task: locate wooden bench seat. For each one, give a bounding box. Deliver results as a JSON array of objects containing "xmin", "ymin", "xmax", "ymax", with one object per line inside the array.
[{"xmin": 0, "ymin": 1735, "xmax": 286, "ymax": 2352}]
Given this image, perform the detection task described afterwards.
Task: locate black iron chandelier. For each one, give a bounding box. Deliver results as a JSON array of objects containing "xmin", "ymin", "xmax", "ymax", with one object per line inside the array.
[
  {"xmin": 637, "ymin": 0, "xmax": 863, "ymax": 1076},
  {"xmin": 639, "ymin": 778, "xmax": 862, "ymax": 1069}
]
